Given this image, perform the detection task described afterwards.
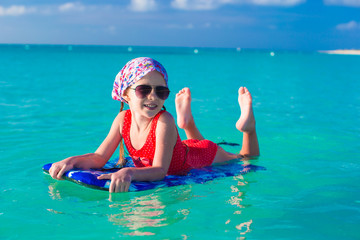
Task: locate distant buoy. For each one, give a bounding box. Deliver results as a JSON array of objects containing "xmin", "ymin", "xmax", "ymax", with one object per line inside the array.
[
  {"xmin": 128, "ymin": 47, "xmax": 133, "ymax": 52},
  {"xmin": 270, "ymin": 51, "xmax": 275, "ymax": 56},
  {"xmin": 236, "ymin": 47, "xmax": 241, "ymax": 52},
  {"xmin": 194, "ymin": 49, "xmax": 199, "ymax": 54}
]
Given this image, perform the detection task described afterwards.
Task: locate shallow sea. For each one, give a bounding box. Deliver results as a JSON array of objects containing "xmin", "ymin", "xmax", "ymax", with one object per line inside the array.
[{"xmin": 1, "ymin": 44, "xmax": 359, "ymax": 239}]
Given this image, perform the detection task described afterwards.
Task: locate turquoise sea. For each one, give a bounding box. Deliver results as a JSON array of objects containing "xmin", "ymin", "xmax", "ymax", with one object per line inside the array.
[{"xmin": 1, "ymin": 44, "xmax": 359, "ymax": 239}]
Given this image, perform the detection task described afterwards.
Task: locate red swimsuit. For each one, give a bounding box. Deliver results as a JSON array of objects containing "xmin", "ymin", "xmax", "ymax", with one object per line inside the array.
[{"xmin": 122, "ymin": 110, "xmax": 218, "ymax": 175}]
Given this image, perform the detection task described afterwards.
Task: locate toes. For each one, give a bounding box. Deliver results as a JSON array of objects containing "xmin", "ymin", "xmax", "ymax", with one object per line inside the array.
[
  {"xmin": 239, "ymin": 87, "xmax": 251, "ymax": 96},
  {"xmin": 176, "ymin": 90, "xmax": 183, "ymax": 97},
  {"xmin": 181, "ymin": 88, "xmax": 189, "ymax": 94},
  {"xmin": 176, "ymin": 88, "xmax": 191, "ymax": 97},
  {"xmin": 184, "ymin": 88, "xmax": 191, "ymax": 97},
  {"xmin": 177, "ymin": 88, "xmax": 185, "ymax": 95},
  {"xmin": 239, "ymin": 87, "xmax": 245, "ymax": 95},
  {"xmin": 244, "ymin": 87, "xmax": 252, "ymax": 98}
]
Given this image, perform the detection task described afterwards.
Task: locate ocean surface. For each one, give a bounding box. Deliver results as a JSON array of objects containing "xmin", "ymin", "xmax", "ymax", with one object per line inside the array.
[{"xmin": 1, "ymin": 44, "xmax": 359, "ymax": 239}]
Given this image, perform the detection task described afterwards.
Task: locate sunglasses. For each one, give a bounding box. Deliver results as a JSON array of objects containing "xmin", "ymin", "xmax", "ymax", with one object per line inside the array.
[{"xmin": 129, "ymin": 85, "xmax": 170, "ymax": 100}]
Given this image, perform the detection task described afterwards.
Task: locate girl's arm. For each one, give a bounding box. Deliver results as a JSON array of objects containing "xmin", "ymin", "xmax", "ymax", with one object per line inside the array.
[
  {"xmin": 49, "ymin": 112, "xmax": 124, "ymax": 180},
  {"xmin": 98, "ymin": 112, "xmax": 178, "ymax": 192}
]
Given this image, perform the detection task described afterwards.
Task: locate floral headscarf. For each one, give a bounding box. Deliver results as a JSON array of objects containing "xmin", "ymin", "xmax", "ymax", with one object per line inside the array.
[{"xmin": 112, "ymin": 57, "xmax": 168, "ymax": 102}]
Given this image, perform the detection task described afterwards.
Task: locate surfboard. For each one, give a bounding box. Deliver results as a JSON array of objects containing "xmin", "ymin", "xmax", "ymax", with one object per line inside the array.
[{"xmin": 42, "ymin": 157, "xmax": 265, "ymax": 192}]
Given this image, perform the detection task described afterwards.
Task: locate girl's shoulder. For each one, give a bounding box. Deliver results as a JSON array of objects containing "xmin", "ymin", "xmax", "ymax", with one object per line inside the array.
[
  {"xmin": 155, "ymin": 111, "xmax": 178, "ymax": 141},
  {"xmin": 156, "ymin": 111, "xmax": 177, "ymax": 134},
  {"xmin": 113, "ymin": 110, "xmax": 128, "ymax": 134},
  {"xmin": 158, "ymin": 110, "xmax": 175, "ymax": 124},
  {"xmin": 115, "ymin": 110, "xmax": 128, "ymax": 122}
]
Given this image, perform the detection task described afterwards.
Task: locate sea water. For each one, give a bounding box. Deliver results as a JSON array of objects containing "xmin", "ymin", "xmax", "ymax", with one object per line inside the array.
[{"xmin": 0, "ymin": 44, "xmax": 359, "ymax": 239}]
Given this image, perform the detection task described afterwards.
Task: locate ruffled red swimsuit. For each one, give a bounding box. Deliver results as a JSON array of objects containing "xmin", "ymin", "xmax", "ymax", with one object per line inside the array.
[{"xmin": 122, "ymin": 110, "xmax": 218, "ymax": 175}]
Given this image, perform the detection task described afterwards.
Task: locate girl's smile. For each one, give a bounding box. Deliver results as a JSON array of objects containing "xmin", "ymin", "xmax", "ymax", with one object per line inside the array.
[{"xmin": 143, "ymin": 103, "xmax": 158, "ymax": 110}]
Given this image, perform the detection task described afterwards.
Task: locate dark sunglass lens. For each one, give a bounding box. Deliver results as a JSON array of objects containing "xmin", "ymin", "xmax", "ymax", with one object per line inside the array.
[
  {"xmin": 156, "ymin": 86, "xmax": 170, "ymax": 100},
  {"xmin": 135, "ymin": 85, "xmax": 152, "ymax": 98}
]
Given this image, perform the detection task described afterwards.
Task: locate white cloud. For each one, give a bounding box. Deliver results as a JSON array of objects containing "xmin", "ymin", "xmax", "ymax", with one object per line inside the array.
[
  {"xmin": 166, "ymin": 23, "xmax": 195, "ymax": 29},
  {"xmin": 106, "ymin": 25, "xmax": 117, "ymax": 34},
  {"xmin": 0, "ymin": 3, "xmax": 85, "ymax": 17},
  {"xmin": 0, "ymin": 5, "xmax": 36, "ymax": 16},
  {"xmin": 171, "ymin": 0, "xmax": 305, "ymax": 10},
  {"xmin": 171, "ymin": 0, "xmax": 221, "ymax": 10},
  {"xmin": 129, "ymin": 0, "xmax": 157, "ymax": 12},
  {"xmin": 324, "ymin": 0, "xmax": 360, "ymax": 7},
  {"xmin": 58, "ymin": 2, "xmax": 85, "ymax": 12},
  {"xmin": 336, "ymin": 20, "xmax": 360, "ymax": 30},
  {"xmin": 249, "ymin": 0, "xmax": 306, "ymax": 6}
]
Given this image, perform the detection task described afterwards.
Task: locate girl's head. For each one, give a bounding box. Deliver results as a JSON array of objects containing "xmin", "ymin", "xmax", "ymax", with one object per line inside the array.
[{"xmin": 112, "ymin": 57, "xmax": 168, "ymax": 103}]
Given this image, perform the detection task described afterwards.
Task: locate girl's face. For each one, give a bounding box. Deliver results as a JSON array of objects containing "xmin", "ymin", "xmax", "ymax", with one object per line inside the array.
[{"xmin": 123, "ymin": 71, "xmax": 168, "ymax": 119}]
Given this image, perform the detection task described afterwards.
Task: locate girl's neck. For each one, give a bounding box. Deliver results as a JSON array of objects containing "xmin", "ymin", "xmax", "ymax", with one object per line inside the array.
[{"xmin": 130, "ymin": 110, "xmax": 155, "ymax": 132}]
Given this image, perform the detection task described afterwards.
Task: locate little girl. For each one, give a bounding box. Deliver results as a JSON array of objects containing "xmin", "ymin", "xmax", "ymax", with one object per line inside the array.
[{"xmin": 49, "ymin": 57, "xmax": 259, "ymax": 193}]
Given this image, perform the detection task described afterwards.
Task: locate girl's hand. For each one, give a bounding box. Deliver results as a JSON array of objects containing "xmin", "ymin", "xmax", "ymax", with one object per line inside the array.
[
  {"xmin": 97, "ymin": 168, "xmax": 133, "ymax": 193},
  {"xmin": 49, "ymin": 158, "xmax": 74, "ymax": 180}
]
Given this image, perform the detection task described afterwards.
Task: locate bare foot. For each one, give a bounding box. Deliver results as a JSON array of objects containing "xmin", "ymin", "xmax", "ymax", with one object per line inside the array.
[
  {"xmin": 175, "ymin": 88, "xmax": 194, "ymax": 129},
  {"xmin": 236, "ymin": 87, "xmax": 256, "ymax": 133}
]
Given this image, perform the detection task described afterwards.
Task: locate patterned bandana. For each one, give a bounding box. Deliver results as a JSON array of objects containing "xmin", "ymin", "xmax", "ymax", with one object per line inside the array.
[{"xmin": 112, "ymin": 57, "xmax": 168, "ymax": 102}]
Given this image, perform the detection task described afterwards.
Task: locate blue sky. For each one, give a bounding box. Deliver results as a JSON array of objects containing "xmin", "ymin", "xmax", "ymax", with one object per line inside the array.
[{"xmin": 0, "ymin": 0, "xmax": 359, "ymax": 50}]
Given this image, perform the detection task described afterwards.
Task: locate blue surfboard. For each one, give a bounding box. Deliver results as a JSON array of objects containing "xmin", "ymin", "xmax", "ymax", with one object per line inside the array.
[{"xmin": 42, "ymin": 157, "xmax": 265, "ymax": 192}]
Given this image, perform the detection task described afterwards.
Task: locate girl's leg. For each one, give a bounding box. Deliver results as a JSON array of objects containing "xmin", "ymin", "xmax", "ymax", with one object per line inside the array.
[
  {"xmin": 175, "ymin": 88, "xmax": 205, "ymax": 140},
  {"xmin": 214, "ymin": 87, "xmax": 259, "ymax": 163},
  {"xmin": 236, "ymin": 87, "xmax": 259, "ymax": 157}
]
